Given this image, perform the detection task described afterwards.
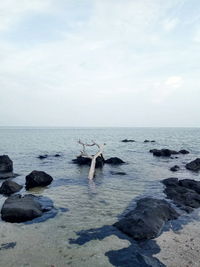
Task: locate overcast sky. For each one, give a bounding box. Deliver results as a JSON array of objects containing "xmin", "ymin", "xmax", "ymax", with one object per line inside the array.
[{"xmin": 0, "ymin": 0, "xmax": 200, "ymax": 127}]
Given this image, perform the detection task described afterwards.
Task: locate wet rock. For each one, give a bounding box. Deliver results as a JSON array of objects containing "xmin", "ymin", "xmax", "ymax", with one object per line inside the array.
[
  {"xmin": 179, "ymin": 149, "xmax": 189, "ymax": 154},
  {"xmin": 121, "ymin": 139, "xmax": 135, "ymax": 143},
  {"xmin": 54, "ymin": 154, "xmax": 61, "ymax": 157},
  {"xmin": 0, "ymin": 242, "xmax": 16, "ymax": 250},
  {"xmin": 1, "ymin": 194, "xmax": 43, "ymax": 222},
  {"xmin": 0, "ymin": 180, "xmax": 23, "ymax": 195},
  {"xmin": 186, "ymin": 158, "xmax": 200, "ymax": 172},
  {"xmin": 25, "ymin": 170, "xmax": 53, "ymax": 190},
  {"xmin": 144, "ymin": 140, "xmax": 150, "ymax": 143},
  {"xmin": 114, "ymin": 198, "xmax": 179, "ymax": 240},
  {"xmin": 0, "ymin": 155, "xmax": 14, "ymax": 179},
  {"xmin": 105, "ymin": 157, "xmax": 125, "ymax": 165},
  {"xmin": 170, "ymin": 165, "xmax": 180, "ymax": 172},
  {"xmin": 37, "ymin": 154, "xmax": 48, "ymax": 159},
  {"xmin": 72, "ymin": 155, "xmax": 105, "ymax": 168},
  {"xmin": 162, "ymin": 178, "xmax": 200, "ymax": 213},
  {"xmin": 150, "ymin": 149, "xmax": 179, "ymax": 157}
]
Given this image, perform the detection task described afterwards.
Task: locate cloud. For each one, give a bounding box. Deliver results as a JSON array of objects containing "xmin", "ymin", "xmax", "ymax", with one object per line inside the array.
[{"xmin": 163, "ymin": 18, "xmax": 179, "ymax": 32}]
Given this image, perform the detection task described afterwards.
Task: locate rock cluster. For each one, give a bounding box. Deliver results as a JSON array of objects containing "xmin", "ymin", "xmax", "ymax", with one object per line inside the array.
[
  {"xmin": 150, "ymin": 149, "xmax": 189, "ymax": 157},
  {"xmin": 163, "ymin": 178, "xmax": 200, "ymax": 213}
]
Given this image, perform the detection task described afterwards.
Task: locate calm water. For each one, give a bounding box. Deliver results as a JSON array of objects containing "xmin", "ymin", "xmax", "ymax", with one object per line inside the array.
[{"xmin": 0, "ymin": 127, "xmax": 199, "ymax": 266}]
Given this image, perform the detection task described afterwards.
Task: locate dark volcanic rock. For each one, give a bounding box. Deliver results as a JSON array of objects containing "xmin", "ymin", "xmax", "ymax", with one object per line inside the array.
[
  {"xmin": 0, "ymin": 180, "xmax": 23, "ymax": 195},
  {"xmin": 186, "ymin": 158, "xmax": 200, "ymax": 172},
  {"xmin": 54, "ymin": 154, "xmax": 61, "ymax": 157},
  {"xmin": 105, "ymin": 157, "xmax": 125, "ymax": 165},
  {"xmin": 170, "ymin": 165, "xmax": 180, "ymax": 172},
  {"xmin": 72, "ymin": 155, "xmax": 105, "ymax": 168},
  {"xmin": 179, "ymin": 149, "xmax": 189, "ymax": 154},
  {"xmin": 25, "ymin": 170, "xmax": 53, "ymax": 190},
  {"xmin": 150, "ymin": 149, "xmax": 178, "ymax": 157},
  {"xmin": 1, "ymin": 194, "xmax": 43, "ymax": 222},
  {"xmin": 162, "ymin": 178, "xmax": 200, "ymax": 213},
  {"xmin": 121, "ymin": 139, "xmax": 135, "ymax": 143},
  {"xmin": 0, "ymin": 155, "xmax": 14, "ymax": 179},
  {"xmin": 37, "ymin": 154, "xmax": 48, "ymax": 159},
  {"xmin": 114, "ymin": 198, "xmax": 179, "ymax": 240}
]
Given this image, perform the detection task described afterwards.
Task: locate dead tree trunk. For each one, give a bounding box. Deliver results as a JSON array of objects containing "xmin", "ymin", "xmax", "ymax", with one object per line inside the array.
[{"xmin": 78, "ymin": 140, "xmax": 105, "ymax": 180}]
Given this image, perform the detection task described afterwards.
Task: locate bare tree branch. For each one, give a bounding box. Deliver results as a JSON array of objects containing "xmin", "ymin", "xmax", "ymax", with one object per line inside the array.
[{"xmin": 77, "ymin": 140, "xmax": 106, "ymax": 179}]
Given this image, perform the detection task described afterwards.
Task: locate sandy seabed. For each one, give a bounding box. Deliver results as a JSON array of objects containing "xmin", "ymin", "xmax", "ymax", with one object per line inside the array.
[{"xmin": 155, "ymin": 219, "xmax": 200, "ymax": 267}]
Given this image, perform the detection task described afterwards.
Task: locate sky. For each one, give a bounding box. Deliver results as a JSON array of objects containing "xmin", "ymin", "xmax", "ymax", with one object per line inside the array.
[{"xmin": 0, "ymin": 0, "xmax": 200, "ymax": 127}]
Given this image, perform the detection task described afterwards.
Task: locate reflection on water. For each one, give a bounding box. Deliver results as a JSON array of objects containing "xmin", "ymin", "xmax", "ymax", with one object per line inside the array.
[{"xmin": 0, "ymin": 127, "xmax": 199, "ymax": 266}]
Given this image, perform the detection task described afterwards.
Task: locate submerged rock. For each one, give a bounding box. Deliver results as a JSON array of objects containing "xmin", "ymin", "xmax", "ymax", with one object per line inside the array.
[
  {"xmin": 105, "ymin": 157, "xmax": 125, "ymax": 165},
  {"xmin": 121, "ymin": 139, "xmax": 135, "ymax": 143},
  {"xmin": 185, "ymin": 158, "xmax": 200, "ymax": 172},
  {"xmin": 1, "ymin": 194, "xmax": 43, "ymax": 222},
  {"xmin": 25, "ymin": 170, "xmax": 53, "ymax": 190},
  {"xmin": 114, "ymin": 198, "xmax": 179, "ymax": 240},
  {"xmin": 0, "ymin": 155, "xmax": 14, "ymax": 179},
  {"xmin": 110, "ymin": 171, "xmax": 127, "ymax": 175},
  {"xmin": 162, "ymin": 178, "xmax": 200, "ymax": 213},
  {"xmin": 170, "ymin": 165, "xmax": 180, "ymax": 172},
  {"xmin": 0, "ymin": 180, "xmax": 23, "ymax": 195}
]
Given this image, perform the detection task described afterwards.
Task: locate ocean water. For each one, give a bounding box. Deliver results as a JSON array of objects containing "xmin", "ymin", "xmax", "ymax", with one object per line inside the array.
[{"xmin": 0, "ymin": 127, "xmax": 199, "ymax": 267}]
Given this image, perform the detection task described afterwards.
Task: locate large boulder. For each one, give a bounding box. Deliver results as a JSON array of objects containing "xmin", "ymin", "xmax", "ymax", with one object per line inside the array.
[
  {"xmin": 186, "ymin": 158, "xmax": 200, "ymax": 172},
  {"xmin": 1, "ymin": 194, "xmax": 43, "ymax": 222},
  {"xmin": 25, "ymin": 170, "xmax": 53, "ymax": 190},
  {"xmin": 114, "ymin": 198, "xmax": 179, "ymax": 240},
  {"xmin": 105, "ymin": 157, "xmax": 125, "ymax": 165},
  {"xmin": 162, "ymin": 178, "xmax": 200, "ymax": 213},
  {"xmin": 0, "ymin": 180, "xmax": 22, "ymax": 195},
  {"xmin": 0, "ymin": 155, "xmax": 14, "ymax": 179},
  {"xmin": 72, "ymin": 155, "xmax": 105, "ymax": 168}
]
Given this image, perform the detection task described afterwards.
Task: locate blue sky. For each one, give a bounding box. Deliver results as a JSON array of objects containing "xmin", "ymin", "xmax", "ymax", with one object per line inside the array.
[{"xmin": 0, "ymin": 0, "xmax": 200, "ymax": 126}]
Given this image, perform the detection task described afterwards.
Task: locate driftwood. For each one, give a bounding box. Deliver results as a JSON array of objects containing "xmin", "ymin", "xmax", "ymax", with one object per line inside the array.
[{"xmin": 78, "ymin": 140, "xmax": 105, "ymax": 180}]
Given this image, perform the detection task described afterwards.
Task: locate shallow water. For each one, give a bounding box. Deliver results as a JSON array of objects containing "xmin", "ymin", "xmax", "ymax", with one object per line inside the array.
[{"xmin": 0, "ymin": 127, "xmax": 199, "ymax": 266}]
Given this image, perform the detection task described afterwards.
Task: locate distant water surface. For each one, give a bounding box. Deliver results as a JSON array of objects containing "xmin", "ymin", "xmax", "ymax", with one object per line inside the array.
[{"xmin": 0, "ymin": 127, "xmax": 199, "ymax": 266}]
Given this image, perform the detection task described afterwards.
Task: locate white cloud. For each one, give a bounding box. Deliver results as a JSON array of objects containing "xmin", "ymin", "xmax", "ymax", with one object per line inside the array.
[{"xmin": 163, "ymin": 18, "xmax": 179, "ymax": 32}]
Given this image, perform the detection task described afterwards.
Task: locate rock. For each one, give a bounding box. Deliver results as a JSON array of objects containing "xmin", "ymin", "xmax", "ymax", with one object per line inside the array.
[
  {"xmin": 1, "ymin": 194, "xmax": 43, "ymax": 222},
  {"xmin": 162, "ymin": 178, "xmax": 200, "ymax": 212},
  {"xmin": 0, "ymin": 180, "xmax": 23, "ymax": 195},
  {"xmin": 54, "ymin": 154, "xmax": 61, "ymax": 157},
  {"xmin": 25, "ymin": 170, "xmax": 53, "ymax": 190},
  {"xmin": 179, "ymin": 149, "xmax": 189, "ymax": 154},
  {"xmin": 37, "ymin": 155, "xmax": 48, "ymax": 159},
  {"xmin": 105, "ymin": 157, "xmax": 125, "ymax": 165},
  {"xmin": 150, "ymin": 149, "xmax": 179, "ymax": 157},
  {"xmin": 186, "ymin": 158, "xmax": 200, "ymax": 172},
  {"xmin": 72, "ymin": 155, "xmax": 105, "ymax": 168},
  {"xmin": 0, "ymin": 155, "xmax": 14, "ymax": 179},
  {"xmin": 170, "ymin": 165, "xmax": 180, "ymax": 172},
  {"xmin": 151, "ymin": 140, "xmax": 156, "ymax": 142},
  {"xmin": 114, "ymin": 198, "xmax": 179, "ymax": 240},
  {"xmin": 121, "ymin": 139, "xmax": 135, "ymax": 143},
  {"xmin": 110, "ymin": 171, "xmax": 127, "ymax": 175},
  {"xmin": 144, "ymin": 140, "xmax": 150, "ymax": 143}
]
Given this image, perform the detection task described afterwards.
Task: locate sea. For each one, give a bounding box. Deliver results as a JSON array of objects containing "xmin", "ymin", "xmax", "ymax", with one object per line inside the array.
[{"xmin": 0, "ymin": 127, "xmax": 199, "ymax": 267}]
